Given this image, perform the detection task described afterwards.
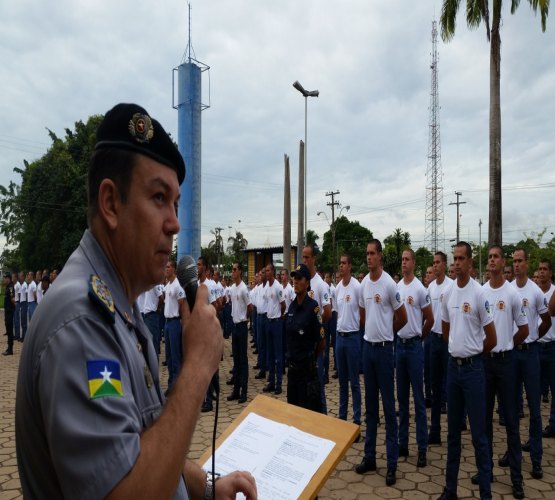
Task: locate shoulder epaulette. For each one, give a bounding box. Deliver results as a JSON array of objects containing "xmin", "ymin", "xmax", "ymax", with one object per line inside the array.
[{"xmin": 88, "ymin": 274, "xmax": 116, "ymax": 324}]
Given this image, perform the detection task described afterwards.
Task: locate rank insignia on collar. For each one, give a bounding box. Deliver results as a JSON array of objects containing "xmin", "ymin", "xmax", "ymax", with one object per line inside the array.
[
  {"xmin": 89, "ymin": 275, "xmax": 116, "ymax": 324},
  {"xmin": 128, "ymin": 112, "xmax": 154, "ymax": 143}
]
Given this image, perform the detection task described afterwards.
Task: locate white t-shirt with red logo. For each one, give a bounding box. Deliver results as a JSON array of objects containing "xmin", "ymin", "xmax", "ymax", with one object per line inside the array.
[
  {"xmin": 397, "ymin": 277, "xmax": 431, "ymax": 339},
  {"xmin": 511, "ymin": 278, "xmax": 548, "ymax": 343},
  {"xmin": 428, "ymin": 276, "xmax": 453, "ymax": 333},
  {"xmin": 336, "ymin": 277, "xmax": 362, "ymax": 333}
]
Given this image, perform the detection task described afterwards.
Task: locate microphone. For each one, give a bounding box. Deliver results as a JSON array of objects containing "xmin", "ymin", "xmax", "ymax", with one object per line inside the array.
[{"xmin": 176, "ymin": 255, "xmax": 220, "ymax": 398}]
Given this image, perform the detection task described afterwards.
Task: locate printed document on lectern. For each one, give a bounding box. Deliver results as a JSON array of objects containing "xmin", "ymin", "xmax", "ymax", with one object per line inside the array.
[{"xmin": 202, "ymin": 412, "xmax": 335, "ymax": 499}]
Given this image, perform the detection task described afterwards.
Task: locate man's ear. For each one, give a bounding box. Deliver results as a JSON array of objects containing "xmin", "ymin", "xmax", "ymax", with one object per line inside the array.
[{"xmin": 97, "ymin": 179, "xmax": 121, "ymax": 230}]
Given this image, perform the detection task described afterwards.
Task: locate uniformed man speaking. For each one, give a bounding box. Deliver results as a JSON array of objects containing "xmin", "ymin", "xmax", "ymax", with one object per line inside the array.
[{"xmin": 15, "ymin": 104, "xmax": 257, "ymax": 500}]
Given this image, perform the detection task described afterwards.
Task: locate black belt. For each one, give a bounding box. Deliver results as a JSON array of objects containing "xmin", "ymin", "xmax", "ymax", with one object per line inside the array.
[
  {"xmin": 517, "ymin": 342, "xmax": 534, "ymax": 351},
  {"xmin": 144, "ymin": 311, "xmax": 157, "ymax": 316},
  {"xmin": 268, "ymin": 317, "xmax": 281, "ymax": 322},
  {"xmin": 337, "ymin": 331, "xmax": 358, "ymax": 337},
  {"xmin": 166, "ymin": 317, "xmax": 180, "ymax": 321},
  {"xmin": 450, "ymin": 354, "xmax": 481, "ymax": 366},
  {"xmin": 259, "ymin": 312, "xmax": 267, "ymax": 316},
  {"xmin": 365, "ymin": 340, "xmax": 393, "ymax": 347},
  {"xmin": 432, "ymin": 331, "xmax": 443, "ymax": 337},
  {"xmin": 234, "ymin": 320, "xmax": 248, "ymax": 325},
  {"xmin": 486, "ymin": 350, "xmax": 511, "ymax": 358},
  {"xmin": 398, "ymin": 336, "xmax": 421, "ymax": 345},
  {"xmin": 289, "ymin": 358, "xmax": 315, "ymax": 369}
]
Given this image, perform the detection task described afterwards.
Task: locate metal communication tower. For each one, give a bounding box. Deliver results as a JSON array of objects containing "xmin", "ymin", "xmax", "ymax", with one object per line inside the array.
[{"xmin": 424, "ymin": 20, "xmax": 445, "ymax": 253}]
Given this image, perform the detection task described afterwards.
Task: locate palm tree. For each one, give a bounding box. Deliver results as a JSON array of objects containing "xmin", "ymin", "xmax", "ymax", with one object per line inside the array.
[
  {"xmin": 440, "ymin": 0, "xmax": 549, "ymax": 246},
  {"xmin": 227, "ymin": 230, "xmax": 249, "ymax": 264}
]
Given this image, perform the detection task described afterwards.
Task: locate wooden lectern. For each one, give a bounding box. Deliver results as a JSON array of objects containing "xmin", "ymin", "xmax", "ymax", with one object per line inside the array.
[{"xmin": 198, "ymin": 395, "xmax": 360, "ymax": 499}]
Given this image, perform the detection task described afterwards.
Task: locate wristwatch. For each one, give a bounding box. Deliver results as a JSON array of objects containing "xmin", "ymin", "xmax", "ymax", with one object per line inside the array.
[{"xmin": 204, "ymin": 471, "xmax": 220, "ymax": 500}]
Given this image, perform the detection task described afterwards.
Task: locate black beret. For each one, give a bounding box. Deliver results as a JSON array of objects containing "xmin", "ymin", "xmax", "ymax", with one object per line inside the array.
[
  {"xmin": 95, "ymin": 103, "xmax": 185, "ymax": 185},
  {"xmin": 291, "ymin": 264, "xmax": 311, "ymax": 281}
]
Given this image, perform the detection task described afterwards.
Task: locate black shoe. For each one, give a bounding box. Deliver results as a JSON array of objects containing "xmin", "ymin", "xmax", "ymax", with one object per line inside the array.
[
  {"xmin": 253, "ymin": 364, "xmax": 260, "ymax": 370},
  {"xmin": 425, "ymin": 397, "xmax": 432, "ymax": 409},
  {"xmin": 162, "ymin": 360, "xmax": 168, "ymax": 366},
  {"xmin": 253, "ymin": 349, "xmax": 258, "ymax": 354},
  {"xmin": 227, "ymin": 391, "xmax": 240, "ymax": 401},
  {"xmin": 542, "ymin": 425, "xmax": 555, "ymax": 438},
  {"xmin": 460, "ymin": 421, "xmax": 468, "ymax": 431},
  {"xmin": 521, "ymin": 440, "xmax": 531, "ymax": 452},
  {"xmin": 262, "ymin": 384, "xmax": 275, "ymax": 393},
  {"xmin": 531, "ymin": 463, "xmax": 543, "ymax": 479},
  {"xmin": 254, "ymin": 371, "xmax": 266, "ymax": 379},
  {"xmin": 385, "ymin": 467, "xmax": 396, "ymax": 486},
  {"xmin": 332, "ymin": 371, "xmax": 338, "ymax": 379},
  {"xmin": 512, "ymin": 482, "xmax": 525, "ymax": 499},
  {"xmin": 542, "ymin": 394, "xmax": 549, "ymax": 403},
  {"xmin": 441, "ymin": 404, "xmax": 447, "ymax": 415},
  {"xmin": 398, "ymin": 446, "xmax": 409, "ymax": 458},
  {"xmin": 274, "ymin": 387, "xmax": 282, "ymax": 395},
  {"xmin": 438, "ymin": 488, "xmax": 458, "ymax": 500},
  {"xmin": 324, "ymin": 375, "xmax": 329, "ymax": 384},
  {"xmin": 498, "ymin": 451, "xmax": 509, "ymax": 467},
  {"xmin": 2, "ymin": 350, "xmax": 13, "ymax": 356},
  {"xmin": 471, "ymin": 472, "xmax": 493, "ymax": 485},
  {"xmin": 201, "ymin": 402, "xmax": 213, "ymax": 413},
  {"xmin": 226, "ymin": 377, "xmax": 235, "ymax": 386},
  {"xmin": 354, "ymin": 457, "xmax": 376, "ymax": 474},
  {"xmin": 519, "ymin": 410, "xmax": 524, "ymax": 419},
  {"xmin": 428, "ymin": 435, "xmax": 442, "ymax": 446},
  {"xmin": 417, "ymin": 451, "xmax": 427, "ymax": 467},
  {"xmin": 238, "ymin": 392, "xmax": 247, "ymax": 404}
]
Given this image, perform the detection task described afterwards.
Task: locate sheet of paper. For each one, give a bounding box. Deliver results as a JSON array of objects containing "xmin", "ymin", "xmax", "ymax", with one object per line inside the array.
[{"xmin": 202, "ymin": 412, "xmax": 336, "ymax": 499}]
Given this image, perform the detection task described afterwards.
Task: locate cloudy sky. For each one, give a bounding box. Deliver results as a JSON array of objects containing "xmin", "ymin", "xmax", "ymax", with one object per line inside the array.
[{"xmin": 2, "ymin": 0, "xmax": 554, "ymax": 254}]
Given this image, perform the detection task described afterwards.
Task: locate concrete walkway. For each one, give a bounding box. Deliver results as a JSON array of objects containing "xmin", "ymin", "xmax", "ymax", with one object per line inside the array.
[{"xmin": 1, "ymin": 313, "xmax": 554, "ymax": 499}]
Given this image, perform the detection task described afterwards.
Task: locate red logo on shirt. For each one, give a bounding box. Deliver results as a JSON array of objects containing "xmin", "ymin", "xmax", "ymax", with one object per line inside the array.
[
  {"xmin": 345, "ymin": 294, "xmax": 351, "ymax": 303},
  {"xmin": 462, "ymin": 302, "xmax": 472, "ymax": 313},
  {"xmin": 374, "ymin": 294, "xmax": 382, "ymax": 304},
  {"xmin": 497, "ymin": 300, "xmax": 506, "ymax": 311},
  {"xmin": 407, "ymin": 295, "xmax": 414, "ymax": 305},
  {"xmin": 522, "ymin": 298, "xmax": 529, "ymax": 307}
]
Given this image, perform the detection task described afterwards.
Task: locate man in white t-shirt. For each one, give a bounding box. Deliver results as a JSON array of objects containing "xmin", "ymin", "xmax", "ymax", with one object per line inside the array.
[
  {"xmin": 355, "ymin": 239, "xmax": 407, "ymax": 487},
  {"xmin": 478, "ymin": 246, "xmax": 528, "ymax": 499},
  {"xmin": 303, "ymin": 245, "xmax": 331, "ymax": 415},
  {"xmin": 324, "ymin": 272, "xmax": 337, "ymax": 384},
  {"xmin": 439, "ymin": 241, "xmax": 497, "ymax": 500},
  {"xmin": 227, "ymin": 262, "xmax": 253, "ymax": 404},
  {"xmin": 335, "ymin": 253, "xmax": 364, "ymax": 430},
  {"xmin": 14, "ymin": 273, "xmax": 21, "ymax": 341},
  {"xmin": 19, "ymin": 272, "xmax": 28, "ymax": 341},
  {"xmin": 163, "ymin": 260, "xmax": 186, "ymax": 392},
  {"xmin": 538, "ymin": 259, "xmax": 555, "ymax": 438},
  {"xmin": 27, "ymin": 272, "xmax": 38, "ymax": 322},
  {"xmin": 428, "ymin": 251, "xmax": 453, "ymax": 445},
  {"xmin": 508, "ymin": 248, "xmax": 551, "ymax": 479},
  {"xmin": 396, "ymin": 249, "xmax": 433, "ymax": 468},
  {"xmin": 141, "ymin": 284, "xmax": 164, "ymax": 358}
]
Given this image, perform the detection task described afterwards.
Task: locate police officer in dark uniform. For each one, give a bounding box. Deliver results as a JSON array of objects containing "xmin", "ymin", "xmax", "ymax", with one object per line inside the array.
[
  {"xmin": 3, "ymin": 273, "xmax": 16, "ymax": 355},
  {"xmin": 286, "ymin": 264, "xmax": 325, "ymax": 412}
]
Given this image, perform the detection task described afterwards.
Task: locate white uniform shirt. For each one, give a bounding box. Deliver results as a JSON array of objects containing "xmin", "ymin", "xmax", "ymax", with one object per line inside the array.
[
  {"xmin": 213, "ymin": 280, "xmax": 224, "ymax": 301},
  {"xmin": 359, "ymin": 270, "xmax": 402, "ymax": 342},
  {"xmin": 36, "ymin": 282, "xmax": 43, "ymax": 303},
  {"xmin": 27, "ymin": 281, "xmax": 37, "ymax": 303},
  {"xmin": 482, "ymin": 280, "xmax": 527, "ymax": 352},
  {"xmin": 199, "ymin": 278, "xmax": 218, "ymax": 305},
  {"xmin": 231, "ymin": 281, "xmax": 251, "ymax": 323},
  {"xmin": 397, "ymin": 277, "xmax": 431, "ymax": 338},
  {"xmin": 336, "ymin": 277, "xmax": 362, "ymax": 333},
  {"xmin": 428, "ymin": 276, "xmax": 453, "ymax": 333},
  {"xmin": 282, "ymin": 282, "xmax": 295, "ymax": 310},
  {"xmin": 164, "ymin": 278, "xmax": 185, "ymax": 318},
  {"xmin": 250, "ymin": 284, "xmax": 259, "ymax": 309},
  {"xmin": 14, "ymin": 281, "xmax": 21, "ymax": 303},
  {"xmin": 309, "ymin": 273, "xmax": 331, "ymax": 312},
  {"xmin": 442, "ymin": 278, "xmax": 493, "ymax": 357},
  {"xmin": 538, "ymin": 283, "xmax": 555, "ymax": 343},
  {"xmin": 142, "ymin": 285, "xmax": 163, "ymax": 314},
  {"xmin": 265, "ymin": 279, "xmax": 284, "ymax": 319},
  {"xmin": 257, "ymin": 282, "xmax": 268, "ymax": 314},
  {"xmin": 511, "ymin": 278, "xmax": 549, "ymax": 343},
  {"xmin": 329, "ymin": 283, "xmax": 337, "ymax": 312},
  {"xmin": 20, "ymin": 282, "xmax": 28, "ymax": 303}
]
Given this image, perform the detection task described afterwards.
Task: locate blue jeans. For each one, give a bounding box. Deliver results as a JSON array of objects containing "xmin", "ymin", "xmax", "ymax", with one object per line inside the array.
[
  {"xmin": 430, "ymin": 332, "xmax": 449, "ymax": 439},
  {"xmin": 324, "ymin": 311, "xmax": 337, "ymax": 377},
  {"xmin": 266, "ymin": 318, "xmax": 283, "ymax": 389},
  {"xmin": 14, "ymin": 302, "xmax": 20, "ymax": 340},
  {"xmin": 540, "ymin": 341, "xmax": 555, "ymax": 429},
  {"xmin": 28, "ymin": 301, "xmax": 37, "ymax": 322},
  {"xmin": 165, "ymin": 318, "xmax": 182, "ymax": 389},
  {"xmin": 445, "ymin": 355, "xmax": 491, "ymax": 499},
  {"xmin": 316, "ymin": 351, "xmax": 328, "ymax": 414},
  {"xmin": 143, "ymin": 312, "xmax": 161, "ymax": 357},
  {"xmin": 232, "ymin": 321, "xmax": 249, "ymax": 392},
  {"xmin": 362, "ymin": 341, "xmax": 398, "ymax": 468},
  {"xmin": 423, "ymin": 333, "xmax": 432, "ymax": 400},
  {"xmin": 515, "ymin": 343, "xmax": 543, "ymax": 466},
  {"xmin": 396, "ymin": 337, "xmax": 427, "ymax": 452},
  {"xmin": 257, "ymin": 313, "xmax": 268, "ymax": 372},
  {"xmin": 336, "ymin": 332, "xmax": 362, "ymax": 424},
  {"xmin": 484, "ymin": 351, "xmax": 522, "ymax": 484},
  {"xmin": 20, "ymin": 301, "xmax": 28, "ymax": 340}
]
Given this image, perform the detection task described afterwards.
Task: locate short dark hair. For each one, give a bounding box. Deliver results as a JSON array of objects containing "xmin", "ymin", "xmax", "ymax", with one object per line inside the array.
[
  {"xmin": 455, "ymin": 241, "xmax": 472, "ymax": 259},
  {"xmin": 198, "ymin": 256, "xmax": 209, "ymax": 268},
  {"xmin": 87, "ymin": 148, "xmax": 138, "ymax": 225},
  {"xmin": 540, "ymin": 259, "xmax": 552, "ymax": 272},
  {"xmin": 403, "ymin": 248, "xmax": 415, "ymax": 260},
  {"xmin": 434, "ymin": 251, "xmax": 447, "ymax": 263},
  {"xmin": 233, "ymin": 262, "xmax": 243, "ymax": 273},
  {"xmin": 341, "ymin": 254, "xmax": 352, "ymax": 265},
  {"xmin": 514, "ymin": 247, "xmax": 529, "ymax": 261},
  {"xmin": 266, "ymin": 263, "xmax": 276, "ymax": 276},
  {"xmin": 488, "ymin": 244, "xmax": 504, "ymax": 258},
  {"xmin": 368, "ymin": 239, "xmax": 383, "ymax": 253},
  {"xmin": 303, "ymin": 244, "xmax": 319, "ymax": 257}
]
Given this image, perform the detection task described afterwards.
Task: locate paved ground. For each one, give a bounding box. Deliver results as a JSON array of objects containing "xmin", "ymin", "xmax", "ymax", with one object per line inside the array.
[{"xmin": 1, "ymin": 313, "xmax": 555, "ymax": 499}]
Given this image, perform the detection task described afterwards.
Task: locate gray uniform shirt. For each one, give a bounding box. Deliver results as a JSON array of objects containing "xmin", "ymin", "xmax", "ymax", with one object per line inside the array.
[{"xmin": 15, "ymin": 230, "xmax": 188, "ymax": 499}]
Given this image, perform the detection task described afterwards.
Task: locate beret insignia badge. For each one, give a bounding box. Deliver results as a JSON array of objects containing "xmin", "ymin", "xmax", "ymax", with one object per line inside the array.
[{"xmin": 128, "ymin": 113, "xmax": 154, "ymax": 143}]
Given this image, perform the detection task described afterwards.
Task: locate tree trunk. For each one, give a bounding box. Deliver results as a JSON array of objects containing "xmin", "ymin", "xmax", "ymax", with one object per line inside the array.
[{"xmin": 489, "ymin": 7, "xmax": 502, "ymax": 246}]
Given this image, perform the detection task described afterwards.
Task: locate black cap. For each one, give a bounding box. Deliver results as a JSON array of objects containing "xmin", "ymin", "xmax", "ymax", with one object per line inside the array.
[
  {"xmin": 41, "ymin": 275, "xmax": 51, "ymax": 283},
  {"xmin": 291, "ymin": 264, "xmax": 311, "ymax": 281},
  {"xmin": 3, "ymin": 272, "xmax": 11, "ymax": 279},
  {"xmin": 95, "ymin": 103, "xmax": 186, "ymax": 185}
]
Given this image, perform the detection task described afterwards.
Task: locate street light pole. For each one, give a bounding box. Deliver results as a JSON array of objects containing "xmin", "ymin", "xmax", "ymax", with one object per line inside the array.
[
  {"xmin": 478, "ymin": 218, "xmax": 482, "ymax": 283},
  {"xmin": 293, "ymin": 81, "xmax": 319, "ymax": 242}
]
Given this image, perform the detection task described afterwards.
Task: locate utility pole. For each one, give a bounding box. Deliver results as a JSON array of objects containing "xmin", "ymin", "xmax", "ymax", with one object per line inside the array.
[
  {"xmin": 449, "ymin": 191, "xmax": 466, "ymax": 243},
  {"xmin": 325, "ymin": 190, "xmax": 340, "ymax": 271},
  {"xmin": 478, "ymin": 218, "xmax": 483, "ymax": 283}
]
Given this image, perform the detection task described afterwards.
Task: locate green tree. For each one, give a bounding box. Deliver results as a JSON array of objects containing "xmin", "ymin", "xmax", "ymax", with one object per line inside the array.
[
  {"xmin": 383, "ymin": 228, "xmax": 411, "ymax": 276},
  {"xmin": 440, "ymin": 0, "xmax": 549, "ymax": 246},
  {"xmin": 319, "ymin": 216, "xmax": 373, "ymax": 273},
  {"xmin": 305, "ymin": 229, "xmax": 320, "ymax": 247},
  {"xmin": 415, "ymin": 246, "xmax": 434, "ymax": 279},
  {"xmin": 0, "ymin": 116, "xmax": 102, "ymax": 270},
  {"xmin": 227, "ymin": 230, "xmax": 248, "ymax": 267}
]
